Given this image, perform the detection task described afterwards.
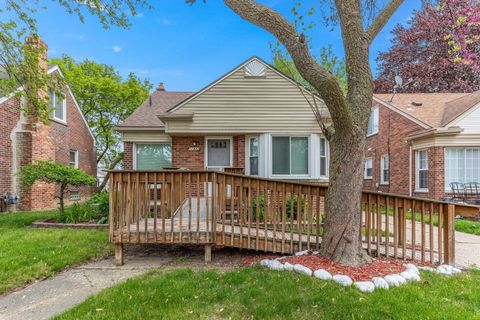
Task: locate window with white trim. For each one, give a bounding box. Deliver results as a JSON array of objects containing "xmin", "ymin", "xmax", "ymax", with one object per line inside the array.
[
  {"xmin": 366, "ymin": 107, "xmax": 379, "ymax": 136},
  {"xmin": 416, "ymin": 150, "xmax": 429, "ymax": 190},
  {"xmin": 69, "ymin": 150, "xmax": 78, "ymax": 168},
  {"xmin": 445, "ymin": 148, "xmax": 480, "ymax": 188},
  {"xmin": 135, "ymin": 143, "xmax": 172, "ymax": 170},
  {"xmin": 364, "ymin": 158, "xmax": 373, "ymax": 179},
  {"xmin": 206, "ymin": 139, "xmax": 232, "ymax": 168},
  {"xmin": 320, "ymin": 137, "xmax": 328, "ymax": 177},
  {"xmin": 70, "ymin": 191, "xmax": 80, "ymax": 201},
  {"xmin": 272, "ymin": 136, "xmax": 309, "ymax": 175},
  {"xmin": 49, "ymin": 90, "xmax": 66, "ymax": 122},
  {"xmin": 248, "ymin": 137, "xmax": 259, "ymax": 175},
  {"xmin": 380, "ymin": 154, "xmax": 389, "ymax": 184}
]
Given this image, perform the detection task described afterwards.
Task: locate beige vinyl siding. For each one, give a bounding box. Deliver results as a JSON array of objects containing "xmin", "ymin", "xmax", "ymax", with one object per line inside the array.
[
  {"xmin": 412, "ymin": 133, "xmax": 480, "ymax": 149},
  {"xmin": 122, "ymin": 130, "xmax": 172, "ymax": 143},
  {"xmin": 165, "ymin": 67, "xmax": 330, "ymax": 134},
  {"xmin": 449, "ymin": 103, "xmax": 480, "ymax": 133}
]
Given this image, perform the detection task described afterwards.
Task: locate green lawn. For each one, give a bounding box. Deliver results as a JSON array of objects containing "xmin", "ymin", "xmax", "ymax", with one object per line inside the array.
[
  {"xmin": 0, "ymin": 210, "xmax": 112, "ymax": 294},
  {"xmin": 56, "ymin": 266, "xmax": 480, "ymax": 320}
]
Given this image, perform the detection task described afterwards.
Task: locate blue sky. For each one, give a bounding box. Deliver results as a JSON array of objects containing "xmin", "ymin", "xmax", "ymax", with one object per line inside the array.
[{"xmin": 37, "ymin": 1, "xmax": 422, "ymax": 92}]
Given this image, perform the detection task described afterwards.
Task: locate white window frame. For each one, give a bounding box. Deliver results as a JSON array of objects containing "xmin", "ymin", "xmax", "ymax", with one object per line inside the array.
[
  {"xmin": 444, "ymin": 147, "xmax": 480, "ymax": 191},
  {"xmin": 69, "ymin": 149, "xmax": 79, "ymax": 168},
  {"xmin": 246, "ymin": 136, "xmax": 259, "ymax": 176},
  {"xmin": 366, "ymin": 106, "xmax": 379, "ymax": 137},
  {"xmin": 69, "ymin": 191, "xmax": 80, "ymax": 201},
  {"xmin": 133, "ymin": 143, "xmax": 173, "ymax": 170},
  {"xmin": 204, "ymin": 136, "xmax": 233, "ymax": 169},
  {"xmin": 415, "ymin": 149, "xmax": 429, "ymax": 192},
  {"xmin": 364, "ymin": 158, "xmax": 373, "ymax": 179},
  {"xmin": 50, "ymin": 91, "xmax": 67, "ymax": 123},
  {"xmin": 380, "ymin": 154, "xmax": 389, "ymax": 185},
  {"xmin": 319, "ymin": 137, "xmax": 329, "ymax": 178},
  {"xmin": 270, "ymin": 134, "xmax": 310, "ymax": 178}
]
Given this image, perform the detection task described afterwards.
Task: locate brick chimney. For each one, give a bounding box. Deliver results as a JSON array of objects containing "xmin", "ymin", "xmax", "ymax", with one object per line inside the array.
[
  {"xmin": 24, "ymin": 34, "xmax": 48, "ymax": 73},
  {"xmin": 156, "ymin": 82, "xmax": 165, "ymax": 92}
]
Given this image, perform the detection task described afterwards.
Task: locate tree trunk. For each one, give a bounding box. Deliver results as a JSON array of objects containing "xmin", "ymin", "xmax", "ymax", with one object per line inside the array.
[
  {"xmin": 319, "ymin": 127, "xmax": 372, "ymax": 266},
  {"xmin": 97, "ymin": 153, "xmax": 124, "ymax": 192}
]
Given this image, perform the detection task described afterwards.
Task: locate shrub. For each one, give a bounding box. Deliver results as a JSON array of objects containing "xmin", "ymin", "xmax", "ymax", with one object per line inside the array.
[
  {"xmin": 251, "ymin": 194, "xmax": 305, "ymax": 222},
  {"xmin": 61, "ymin": 202, "xmax": 98, "ymax": 224},
  {"xmin": 87, "ymin": 192, "xmax": 109, "ymax": 224}
]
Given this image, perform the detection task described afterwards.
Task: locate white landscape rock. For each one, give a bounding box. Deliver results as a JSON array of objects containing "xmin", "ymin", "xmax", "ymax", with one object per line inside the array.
[
  {"xmin": 418, "ymin": 266, "xmax": 437, "ymax": 273},
  {"xmin": 400, "ymin": 271, "xmax": 420, "ymax": 282},
  {"xmin": 404, "ymin": 264, "xmax": 420, "ymax": 275},
  {"xmin": 437, "ymin": 264, "xmax": 462, "ymax": 275},
  {"xmin": 332, "ymin": 275, "xmax": 353, "ymax": 287},
  {"xmin": 293, "ymin": 264, "xmax": 313, "ymax": 276},
  {"xmin": 391, "ymin": 274, "xmax": 407, "ymax": 285},
  {"xmin": 354, "ymin": 281, "xmax": 375, "ymax": 293},
  {"xmin": 313, "ymin": 269, "xmax": 332, "ymax": 280},
  {"xmin": 283, "ymin": 262, "xmax": 295, "ymax": 271},
  {"xmin": 294, "ymin": 250, "xmax": 311, "ymax": 256},
  {"xmin": 372, "ymin": 277, "xmax": 389, "ymax": 289},
  {"xmin": 260, "ymin": 259, "xmax": 271, "ymax": 267},
  {"xmin": 384, "ymin": 275, "xmax": 400, "ymax": 287},
  {"xmin": 268, "ymin": 260, "xmax": 285, "ymax": 271}
]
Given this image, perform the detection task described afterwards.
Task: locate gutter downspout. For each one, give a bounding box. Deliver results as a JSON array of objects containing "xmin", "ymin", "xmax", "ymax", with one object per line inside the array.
[{"xmin": 409, "ymin": 143, "xmax": 413, "ymax": 197}]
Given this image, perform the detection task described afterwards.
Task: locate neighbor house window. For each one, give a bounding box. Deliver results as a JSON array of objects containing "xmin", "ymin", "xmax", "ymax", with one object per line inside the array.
[
  {"xmin": 366, "ymin": 107, "xmax": 379, "ymax": 136},
  {"xmin": 364, "ymin": 158, "xmax": 373, "ymax": 179},
  {"xmin": 380, "ymin": 155, "xmax": 389, "ymax": 184},
  {"xmin": 320, "ymin": 138, "xmax": 328, "ymax": 177},
  {"xmin": 416, "ymin": 150, "xmax": 429, "ymax": 190},
  {"xmin": 49, "ymin": 90, "xmax": 66, "ymax": 122},
  {"xmin": 249, "ymin": 137, "xmax": 259, "ymax": 175},
  {"xmin": 70, "ymin": 191, "xmax": 80, "ymax": 201},
  {"xmin": 135, "ymin": 144, "xmax": 172, "ymax": 170},
  {"xmin": 206, "ymin": 138, "xmax": 232, "ymax": 168},
  {"xmin": 69, "ymin": 150, "xmax": 78, "ymax": 168},
  {"xmin": 272, "ymin": 136, "xmax": 308, "ymax": 175},
  {"xmin": 445, "ymin": 148, "xmax": 480, "ymax": 189}
]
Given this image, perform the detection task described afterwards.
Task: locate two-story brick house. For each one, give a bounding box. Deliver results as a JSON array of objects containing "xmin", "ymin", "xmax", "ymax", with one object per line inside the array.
[
  {"xmin": 0, "ymin": 37, "xmax": 97, "ymax": 211},
  {"xmin": 364, "ymin": 91, "xmax": 480, "ymax": 200}
]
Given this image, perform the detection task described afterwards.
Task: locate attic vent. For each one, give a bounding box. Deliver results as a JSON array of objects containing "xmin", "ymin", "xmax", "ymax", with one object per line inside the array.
[
  {"xmin": 411, "ymin": 101, "xmax": 423, "ymax": 106},
  {"xmin": 244, "ymin": 60, "xmax": 266, "ymax": 77}
]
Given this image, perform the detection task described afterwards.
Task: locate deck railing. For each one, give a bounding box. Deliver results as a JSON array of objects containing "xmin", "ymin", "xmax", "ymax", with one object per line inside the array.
[{"xmin": 109, "ymin": 170, "xmax": 477, "ymax": 266}]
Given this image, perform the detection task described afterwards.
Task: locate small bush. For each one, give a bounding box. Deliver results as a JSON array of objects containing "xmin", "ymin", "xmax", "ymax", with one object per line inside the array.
[
  {"xmin": 251, "ymin": 194, "xmax": 305, "ymax": 222},
  {"xmin": 61, "ymin": 202, "xmax": 98, "ymax": 224},
  {"xmin": 87, "ymin": 192, "xmax": 109, "ymax": 224}
]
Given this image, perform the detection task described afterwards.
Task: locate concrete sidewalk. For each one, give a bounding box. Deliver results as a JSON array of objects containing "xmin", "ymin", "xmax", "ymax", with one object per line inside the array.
[{"xmin": 0, "ymin": 245, "xmax": 253, "ymax": 320}]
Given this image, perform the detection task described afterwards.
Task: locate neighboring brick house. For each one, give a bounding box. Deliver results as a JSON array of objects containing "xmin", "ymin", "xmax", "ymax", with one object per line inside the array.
[
  {"xmin": 0, "ymin": 37, "xmax": 96, "ymax": 211},
  {"xmin": 117, "ymin": 57, "xmax": 331, "ymax": 184},
  {"xmin": 363, "ymin": 91, "xmax": 480, "ymax": 201}
]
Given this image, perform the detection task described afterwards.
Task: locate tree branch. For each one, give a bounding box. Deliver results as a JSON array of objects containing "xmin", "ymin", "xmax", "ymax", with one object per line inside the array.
[
  {"xmin": 223, "ymin": 0, "xmax": 353, "ymax": 131},
  {"xmin": 365, "ymin": 0, "xmax": 405, "ymax": 43}
]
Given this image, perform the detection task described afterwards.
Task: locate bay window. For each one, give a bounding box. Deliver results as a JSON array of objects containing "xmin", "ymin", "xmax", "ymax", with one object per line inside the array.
[
  {"xmin": 416, "ymin": 150, "xmax": 429, "ymax": 190},
  {"xmin": 272, "ymin": 136, "xmax": 309, "ymax": 175},
  {"xmin": 445, "ymin": 148, "xmax": 480, "ymax": 189},
  {"xmin": 135, "ymin": 143, "xmax": 172, "ymax": 170}
]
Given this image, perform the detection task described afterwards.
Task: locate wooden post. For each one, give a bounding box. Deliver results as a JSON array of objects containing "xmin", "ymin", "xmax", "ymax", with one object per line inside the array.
[
  {"xmin": 115, "ymin": 243, "xmax": 124, "ymax": 266},
  {"xmin": 205, "ymin": 244, "xmax": 212, "ymax": 262},
  {"xmin": 443, "ymin": 204, "xmax": 456, "ymax": 265}
]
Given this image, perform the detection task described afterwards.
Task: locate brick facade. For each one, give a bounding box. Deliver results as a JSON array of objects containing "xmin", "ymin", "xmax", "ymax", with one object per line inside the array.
[
  {"xmin": 123, "ymin": 142, "xmax": 134, "ymax": 170},
  {"xmin": 0, "ymin": 73, "xmax": 96, "ymax": 211},
  {"xmin": 364, "ymin": 103, "xmax": 450, "ymax": 200}
]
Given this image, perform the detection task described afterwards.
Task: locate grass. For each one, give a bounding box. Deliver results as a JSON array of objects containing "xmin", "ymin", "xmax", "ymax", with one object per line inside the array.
[
  {"xmin": 405, "ymin": 212, "xmax": 480, "ymax": 236},
  {"xmin": 0, "ymin": 209, "xmax": 113, "ymax": 295},
  {"xmin": 55, "ymin": 266, "xmax": 480, "ymax": 320}
]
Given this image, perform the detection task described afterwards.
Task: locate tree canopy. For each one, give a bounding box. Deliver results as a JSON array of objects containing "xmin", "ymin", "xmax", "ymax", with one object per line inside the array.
[
  {"xmin": 375, "ymin": 0, "xmax": 480, "ymax": 93},
  {"xmin": 19, "ymin": 160, "xmax": 96, "ymax": 216},
  {"xmin": 50, "ymin": 55, "xmax": 152, "ymax": 171},
  {"xmin": 0, "ymin": 0, "xmax": 148, "ymax": 122}
]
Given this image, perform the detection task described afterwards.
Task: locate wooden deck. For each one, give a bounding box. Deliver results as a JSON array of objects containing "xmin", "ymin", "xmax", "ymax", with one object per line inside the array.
[{"xmin": 109, "ymin": 170, "xmax": 478, "ymax": 266}]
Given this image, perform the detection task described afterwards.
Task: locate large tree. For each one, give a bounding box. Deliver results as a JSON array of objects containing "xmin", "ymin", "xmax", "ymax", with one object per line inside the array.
[
  {"xmin": 0, "ymin": 0, "xmax": 147, "ymax": 122},
  {"xmin": 375, "ymin": 0, "xmax": 480, "ymax": 93},
  {"xmin": 195, "ymin": 0, "xmax": 404, "ymax": 266},
  {"xmin": 50, "ymin": 55, "xmax": 152, "ymax": 186}
]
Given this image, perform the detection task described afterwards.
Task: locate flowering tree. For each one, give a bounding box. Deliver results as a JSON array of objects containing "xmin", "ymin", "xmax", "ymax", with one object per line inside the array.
[{"xmin": 375, "ymin": 0, "xmax": 480, "ymax": 93}]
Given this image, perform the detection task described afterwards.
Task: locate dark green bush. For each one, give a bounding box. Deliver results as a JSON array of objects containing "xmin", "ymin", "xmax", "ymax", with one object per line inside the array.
[
  {"xmin": 61, "ymin": 202, "xmax": 98, "ymax": 224},
  {"xmin": 87, "ymin": 191, "xmax": 109, "ymax": 224},
  {"xmin": 251, "ymin": 194, "xmax": 305, "ymax": 222}
]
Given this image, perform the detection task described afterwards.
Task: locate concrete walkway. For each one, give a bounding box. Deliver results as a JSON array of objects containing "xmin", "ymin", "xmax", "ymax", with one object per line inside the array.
[
  {"xmin": 455, "ymin": 230, "xmax": 480, "ymax": 269},
  {"xmin": 0, "ymin": 245, "xmax": 253, "ymax": 320}
]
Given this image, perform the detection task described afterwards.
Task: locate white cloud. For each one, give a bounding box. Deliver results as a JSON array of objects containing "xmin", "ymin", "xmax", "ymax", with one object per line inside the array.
[
  {"xmin": 157, "ymin": 16, "xmax": 172, "ymax": 26},
  {"xmin": 112, "ymin": 45, "xmax": 122, "ymax": 53}
]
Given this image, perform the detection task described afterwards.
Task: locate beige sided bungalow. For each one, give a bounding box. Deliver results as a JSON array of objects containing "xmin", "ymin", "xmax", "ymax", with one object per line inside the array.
[{"xmin": 116, "ymin": 56, "xmax": 480, "ymax": 204}]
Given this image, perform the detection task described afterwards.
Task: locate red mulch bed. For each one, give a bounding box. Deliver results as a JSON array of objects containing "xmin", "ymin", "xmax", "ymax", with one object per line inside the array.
[{"xmin": 282, "ymin": 255, "xmax": 406, "ymax": 281}]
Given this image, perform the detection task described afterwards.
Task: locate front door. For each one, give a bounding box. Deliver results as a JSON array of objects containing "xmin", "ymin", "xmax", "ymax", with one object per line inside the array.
[{"xmin": 206, "ymin": 139, "xmax": 231, "ymax": 169}]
